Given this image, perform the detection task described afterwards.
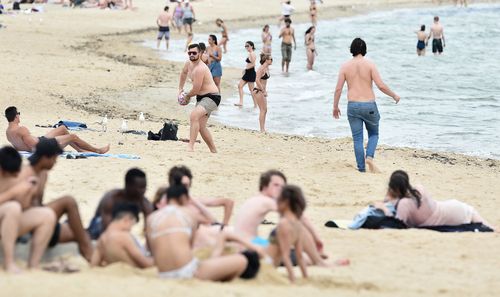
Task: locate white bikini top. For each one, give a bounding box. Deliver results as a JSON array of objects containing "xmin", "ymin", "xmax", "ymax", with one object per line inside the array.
[{"xmin": 149, "ymin": 206, "xmax": 193, "ymax": 239}]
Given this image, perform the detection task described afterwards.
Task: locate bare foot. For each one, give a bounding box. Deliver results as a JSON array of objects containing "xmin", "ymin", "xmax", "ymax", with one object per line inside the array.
[
  {"xmin": 234, "ymin": 103, "xmax": 243, "ymax": 107},
  {"xmin": 334, "ymin": 258, "xmax": 350, "ymax": 266},
  {"xmin": 97, "ymin": 145, "xmax": 110, "ymax": 154},
  {"xmin": 6, "ymin": 263, "xmax": 22, "ymax": 274},
  {"xmin": 366, "ymin": 158, "xmax": 381, "ymax": 173},
  {"xmin": 209, "ymin": 147, "xmax": 217, "ymax": 153},
  {"xmin": 187, "ymin": 145, "xmax": 194, "ymax": 152}
]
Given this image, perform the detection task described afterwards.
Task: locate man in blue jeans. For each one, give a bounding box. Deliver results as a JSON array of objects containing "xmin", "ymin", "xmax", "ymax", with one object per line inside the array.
[{"xmin": 332, "ymin": 38, "xmax": 400, "ymax": 172}]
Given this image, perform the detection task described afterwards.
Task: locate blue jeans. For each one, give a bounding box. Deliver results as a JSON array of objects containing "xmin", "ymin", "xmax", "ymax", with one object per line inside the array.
[{"xmin": 347, "ymin": 101, "xmax": 380, "ymax": 172}]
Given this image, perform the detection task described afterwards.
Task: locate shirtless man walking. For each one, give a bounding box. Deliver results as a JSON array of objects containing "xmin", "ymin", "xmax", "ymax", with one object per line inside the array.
[
  {"xmin": 279, "ymin": 18, "xmax": 296, "ymax": 73},
  {"xmin": 333, "ymin": 38, "xmax": 400, "ymax": 173},
  {"xmin": 157, "ymin": 6, "xmax": 172, "ymax": 50},
  {"xmin": 5, "ymin": 106, "xmax": 109, "ymax": 154},
  {"xmin": 178, "ymin": 44, "xmax": 221, "ymax": 153},
  {"xmin": 427, "ymin": 16, "xmax": 445, "ymax": 55}
]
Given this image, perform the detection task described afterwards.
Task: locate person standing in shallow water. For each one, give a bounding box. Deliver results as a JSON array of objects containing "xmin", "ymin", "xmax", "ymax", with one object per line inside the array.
[
  {"xmin": 332, "ymin": 38, "xmax": 400, "ymax": 173},
  {"xmin": 415, "ymin": 25, "xmax": 427, "ymax": 56},
  {"xmin": 427, "ymin": 16, "xmax": 445, "ymax": 56}
]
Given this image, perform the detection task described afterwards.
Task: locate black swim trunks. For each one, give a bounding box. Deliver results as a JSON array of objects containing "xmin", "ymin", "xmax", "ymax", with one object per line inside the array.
[
  {"xmin": 48, "ymin": 222, "xmax": 61, "ymax": 248},
  {"xmin": 432, "ymin": 39, "xmax": 443, "ymax": 53},
  {"xmin": 240, "ymin": 250, "xmax": 260, "ymax": 279}
]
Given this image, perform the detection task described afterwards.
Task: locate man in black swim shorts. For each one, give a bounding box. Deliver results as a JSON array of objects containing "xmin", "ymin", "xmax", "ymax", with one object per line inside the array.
[
  {"xmin": 427, "ymin": 16, "xmax": 446, "ymax": 55},
  {"xmin": 157, "ymin": 6, "xmax": 172, "ymax": 50}
]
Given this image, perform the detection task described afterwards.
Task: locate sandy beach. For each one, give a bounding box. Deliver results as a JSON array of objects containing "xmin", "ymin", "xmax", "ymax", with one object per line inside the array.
[{"xmin": 0, "ymin": 0, "xmax": 499, "ymax": 296}]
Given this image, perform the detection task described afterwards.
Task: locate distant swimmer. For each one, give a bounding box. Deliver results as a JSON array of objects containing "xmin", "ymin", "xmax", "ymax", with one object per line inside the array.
[
  {"xmin": 261, "ymin": 25, "xmax": 272, "ymax": 54},
  {"xmin": 279, "ymin": 18, "xmax": 296, "ymax": 73},
  {"xmin": 215, "ymin": 18, "xmax": 229, "ymax": 53},
  {"xmin": 332, "ymin": 38, "xmax": 400, "ymax": 173},
  {"xmin": 415, "ymin": 25, "xmax": 427, "ymax": 56},
  {"xmin": 305, "ymin": 26, "xmax": 317, "ymax": 70},
  {"xmin": 157, "ymin": 6, "xmax": 172, "ymax": 50},
  {"xmin": 5, "ymin": 106, "xmax": 110, "ymax": 154},
  {"xmin": 427, "ymin": 16, "xmax": 445, "ymax": 55}
]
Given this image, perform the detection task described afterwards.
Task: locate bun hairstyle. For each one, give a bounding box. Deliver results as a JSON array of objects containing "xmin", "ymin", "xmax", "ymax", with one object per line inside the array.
[
  {"xmin": 209, "ymin": 34, "xmax": 218, "ymax": 45},
  {"xmin": 260, "ymin": 53, "xmax": 271, "ymax": 65},
  {"xmin": 246, "ymin": 41, "xmax": 255, "ymax": 50},
  {"xmin": 350, "ymin": 37, "xmax": 367, "ymax": 57}
]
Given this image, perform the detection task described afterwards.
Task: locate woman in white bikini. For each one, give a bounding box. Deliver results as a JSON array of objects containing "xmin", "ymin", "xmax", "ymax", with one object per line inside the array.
[{"xmin": 261, "ymin": 25, "xmax": 272, "ymax": 54}]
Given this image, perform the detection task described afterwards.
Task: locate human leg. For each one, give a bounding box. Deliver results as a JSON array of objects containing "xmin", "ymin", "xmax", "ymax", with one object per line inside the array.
[
  {"xmin": 363, "ymin": 103, "xmax": 381, "ymax": 173},
  {"xmin": 247, "ymin": 82, "xmax": 257, "ymax": 108},
  {"xmin": 44, "ymin": 125, "xmax": 70, "ymax": 138},
  {"xmin": 188, "ymin": 106, "xmax": 208, "ymax": 152},
  {"xmin": 347, "ymin": 104, "xmax": 366, "ymax": 172},
  {"xmin": 0, "ymin": 201, "xmax": 22, "ymax": 273},
  {"xmin": 300, "ymin": 225, "xmax": 327, "ymax": 266},
  {"xmin": 306, "ymin": 49, "xmax": 313, "ymax": 70},
  {"xmin": 255, "ymin": 92, "xmax": 267, "ymax": 132},
  {"xmin": 55, "ymin": 134, "xmax": 109, "ymax": 154},
  {"xmin": 18, "ymin": 207, "xmax": 56, "ymax": 269},
  {"xmin": 46, "ymin": 196, "xmax": 93, "ymax": 261},
  {"xmin": 236, "ymin": 80, "xmax": 246, "ymax": 106},
  {"xmin": 213, "ymin": 77, "xmax": 221, "ymax": 92},
  {"xmin": 198, "ymin": 113, "xmax": 217, "ymax": 153}
]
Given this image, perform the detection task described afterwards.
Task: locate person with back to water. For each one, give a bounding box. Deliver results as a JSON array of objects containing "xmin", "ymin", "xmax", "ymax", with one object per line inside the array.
[
  {"xmin": 333, "ymin": 38, "xmax": 400, "ymax": 173},
  {"xmin": 265, "ymin": 185, "xmax": 308, "ymax": 283},
  {"xmin": 236, "ymin": 41, "xmax": 258, "ymax": 107},
  {"xmin": 0, "ymin": 146, "xmax": 56, "ymax": 273},
  {"xmin": 178, "ymin": 43, "xmax": 221, "ymax": 153},
  {"xmin": 279, "ymin": 18, "xmax": 296, "ymax": 73},
  {"xmin": 17, "ymin": 138, "xmax": 93, "ymax": 261},
  {"xmin": 88, "ymin": 168, "xmax": 153, "ymax": 240},
  {"xmin": 207, "ymin": 34, "xmax": 223, "ymax": 92},
  {"xmin": 305, "ymin": 26, "xmax": 317, "ymax": 70},
  {"xmin": 215, "ymin": 18, "xmax": 229, "ymax": 53},
  {"xmin": 253, "ymin": 53, "xmax": 273, "ymax": 132},
  {"xmin": 415, "ymin": 25, "xmax": 427, "ymax": 56},
  {"xmin": 261, "ymin": 25, "xmax": 273, "ymax": 54},
  {"xmin": 234, "ymin": 170, "xmax": 345, "ymax": 267},
  {"xmin": 374, "ymin": 170, "xmax": 496, "ymax": 231},
  {"xmin": 147, "ymin": 185, "xmax": 264, "ymax": 280},
  {"xmin": 156, "ymin": 6, "xmax": 172, "ymax": 50},
  {"xmin": 427, "ymin": 16, "xmax": 445, "ymax": 55},
  {"xmin": 182, "ymin": 1, "xmax": 195, "ymax": 33},
  {"xmin": 5, "ymin": 106, "xmax": 109, "ymax": 154},
  {"xmin": 91, "ymin": 203, "xmax": 154, "ymax": 268},
  {"xmin": 278, "ymin": 0, "xmax": 295, "ymax": 27}
]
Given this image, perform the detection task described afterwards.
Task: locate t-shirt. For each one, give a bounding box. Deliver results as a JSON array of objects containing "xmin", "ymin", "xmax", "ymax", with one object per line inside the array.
[
  {"xmin": 182, "ymin": 5, "xmax": 193, "ymax": 19},
  {"xmin": 281, "ymin": 3, "xmax": 295, "ymax": 16}
]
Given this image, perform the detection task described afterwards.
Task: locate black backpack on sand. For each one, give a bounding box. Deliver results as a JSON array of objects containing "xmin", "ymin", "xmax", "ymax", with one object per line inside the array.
[{"xmin": 148, "ymin": 122, "xmax": 178, "ymax": 141}]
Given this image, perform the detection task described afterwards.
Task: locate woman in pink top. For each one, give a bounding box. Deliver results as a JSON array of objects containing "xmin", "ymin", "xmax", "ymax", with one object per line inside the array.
[{"xmin": 378, "ymin": 170, "xmax": 494, "ymax": 230}]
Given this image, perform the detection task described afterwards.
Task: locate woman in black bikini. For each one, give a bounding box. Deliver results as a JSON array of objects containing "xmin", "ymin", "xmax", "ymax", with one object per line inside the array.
[
  {"xmin": 236, "ymin": 41, "xmax": 257, "ymax": 107},
  {"xmin": 253, "ymin": 54, "xmax": 273, "ymax": 132},
  {"xmin": 305, "ymin": 26, "xmax": 317, "ymax": 71}
]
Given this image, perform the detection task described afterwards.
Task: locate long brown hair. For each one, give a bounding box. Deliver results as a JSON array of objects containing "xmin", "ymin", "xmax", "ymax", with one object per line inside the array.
[{"xmin": 388, "ymin": 170, "xmax": 422, "ymax": 208}]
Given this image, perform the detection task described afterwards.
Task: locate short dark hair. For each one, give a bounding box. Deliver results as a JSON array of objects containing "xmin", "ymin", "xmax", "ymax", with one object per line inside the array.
[
  {"xmin": 164, "ymin": 6, "xmax": 169, "ymax": 11},
  {"xmin": 5, "ymin": 106, "xmax": 18, "ymax": 122},
  {"xmin": 285, "ymin": 18, "xmax": 292, "ymax": 24},
  {"xmin": 152, "ymin": 186, "xmax": 167, "ymax": 211},
  {"xmin": 168, "ymin": 165, "xmax": 193, "ymax": 186},
  {"xmin": 166, "ymin": 185, "xmax": 189, "ymax": 203},
  {"xmin": 28, "ymin": 138, "xmax": 63, "ymax": 165},
  {"xmin": 125, "ymin": 168, "xmax": 146, "ymax": 186},
  {"xmin": 112, "ymin": 203, "xmax": 140, "ymax": 222},
  {"xmin": 209, "ymin": 34, "xmax": 218, "ymax": 45},
  {"xmin": 350, "ymin": 38, "xmax": 367, "ymax": 57},
  {"xmin": 246, "ymin": 41, "xmax": 255, "ymax": 50},
  {"xmin": 420, "ymin": 25, "xmax": 426, "ymax": 31},
  {"xmin": 434, "ymin": 16, "xmax": 439, "ymax": 22},
  {"xmin": 188, "ymin": 43, "xmax": 200, "ymax": 51},
  {"xmin": 259, "ymin": 170, "xmax": 287, "ymax": 191},
  {"xmin": 279, "ymin": 185, "xmax": 306, "ymax": 218},
  {"xmin": 0, "ymin": 146, "xmax": 22, "ymax": 173},
  {"xmin": 199, "ymin": 42, "xmax": 206, "ymax": 51}
]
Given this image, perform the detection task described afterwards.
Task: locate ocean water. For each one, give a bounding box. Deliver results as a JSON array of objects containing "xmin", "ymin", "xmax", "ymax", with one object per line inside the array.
[{"xmin": 144, "ymin": 4, "xmax": 500, "ymax": 159}]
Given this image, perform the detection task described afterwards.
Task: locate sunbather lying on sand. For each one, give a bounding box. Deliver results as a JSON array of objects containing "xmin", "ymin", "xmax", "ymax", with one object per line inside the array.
[{"xmin": 5, "ymin": 106, "xmax": 109, "ymax": 154}]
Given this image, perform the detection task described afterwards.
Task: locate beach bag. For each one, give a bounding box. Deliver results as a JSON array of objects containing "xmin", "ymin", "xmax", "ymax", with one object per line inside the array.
[{"xmin": 160, "ymin": 122, "xmax": 178, "ymax": 141}]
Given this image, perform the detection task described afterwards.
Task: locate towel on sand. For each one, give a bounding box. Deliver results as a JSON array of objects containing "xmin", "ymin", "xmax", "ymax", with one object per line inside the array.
[{"xmin": 19, "ymin": 151, "xmax": 140, "ymax": 160}]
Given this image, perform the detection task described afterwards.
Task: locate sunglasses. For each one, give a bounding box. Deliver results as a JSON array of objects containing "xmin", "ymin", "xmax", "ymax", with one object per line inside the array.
[
  {"xmin": 245, "ymin": 45, "xmax": 250, "ymax": 48},
  {"xmin": 187, "ymin": 51, "xmax": 199, "ymax": 56}
]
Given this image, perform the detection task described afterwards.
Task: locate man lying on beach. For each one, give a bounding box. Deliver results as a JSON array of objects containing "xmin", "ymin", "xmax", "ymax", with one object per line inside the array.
[
  {"xmin": 233, "ymin": 170, "xmax": 331, "ymax": 267},
  {"xmin": 17, "ymin": 138, "xmax": 94, "ymax": 261},
  {"xmin": 0, "ymin": 146, "xmax": 56, "ymax": 272},
  {"xmin": 5, "ymin": 106, "xmax": 110, "ymax": 154},
  {"xmin": 88, "ymin": 168, "xmax": 153, "ymax": 240},
  {"xmin": 91, "ymin": 203, "xmax": 154, "ymax": 268}
]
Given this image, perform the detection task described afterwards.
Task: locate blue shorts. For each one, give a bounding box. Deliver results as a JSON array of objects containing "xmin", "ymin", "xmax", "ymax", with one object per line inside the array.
[{"xmin": 251, "ymin": 236, "xmax": 269, "ymax": 247}]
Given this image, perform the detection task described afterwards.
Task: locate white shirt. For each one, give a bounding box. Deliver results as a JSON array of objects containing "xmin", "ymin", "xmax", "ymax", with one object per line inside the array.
[{"xmin": 281, "ymin": 3, "xmax": 295, "ymax": 16}]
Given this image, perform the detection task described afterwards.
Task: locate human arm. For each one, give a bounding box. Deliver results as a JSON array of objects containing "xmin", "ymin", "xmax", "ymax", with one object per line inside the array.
[
  {"xmin": 373, "ymin": 202, "xmax": 394, "ymax": 217},
  {"xmin": 191, "ymin": 5, "xmax": 195, "ymax": 18},
  {"xmin": 292, "ymin": 29, "xmax": 296, "ymax": 50},
  {"xmin": 19, "ymin": 127, "xmax": 38, "ymax": 151},
  {"xmin": 0, "ymin": 180, "xmax": 36, "ymax": 206},
  {"xmin": 90, "ymin": 244, "xmax": 104, "ymax": 267},
  {"xmin": 190, "ymin": 198, "xmax": 218, "ymax": 224},
  {"xmin": 371, "ymin": 64, "xmax": 400, "ymax": 103},
  {"xmin": 201, "ymin": 197, "xmax": 234, "ymax": 226},
  {"xmin": 279, "ymin": 28, "xmax": 284, "ymax": 39},
  {"xmin": 124, "ymin": 236, "xmax": 154, "ymax": 268},
  {"xmin": 141, "ymin": 198, "xmax": 154, "ymax": 233},
  {"xmin": 277, "ymin": 222, "xmax": 296, "ymax": 283},
  {"xmin": 211, "ymin": 231, "xmax": 265, "ymax": 258},
  {"xmin": 300, "ymin": 215, "xmax": 324, "ymax": 254},
  {"xmin": 295, "ymin": 233, "xmax": 307, "ymax": 279},
  {"xmin": 178, "ymin": 62, "xmax": 189, "ymax": 94},
  {"xmin": 210, "ymin": 46, "xmax": 222, "ymax": 61},
  {"xmin": 442, "ymin": 30, "xmax": 445, "ymax": 47},
  {"xmin": 333, "ymin": 66, "xmax": 346, "ymax": 119}
]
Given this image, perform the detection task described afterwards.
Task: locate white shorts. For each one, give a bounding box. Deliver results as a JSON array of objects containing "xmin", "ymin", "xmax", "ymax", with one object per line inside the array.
[{"xmin": 158, "ymin": 258, "xmax": 199, "ymax": 279}]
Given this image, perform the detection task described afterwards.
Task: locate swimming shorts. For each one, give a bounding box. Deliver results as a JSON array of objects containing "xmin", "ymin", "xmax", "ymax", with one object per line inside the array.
[
  {"xmin": 281, "ymin": 42, "xmax": 293, "ymax": 62},
  {"xmin": 87, "ymin": 215, "xmax": 103, "ymax": 240},
  {"xmin": 432, "ymin": 39, "xmax": 443, "ymax": 53},
  {"xmin": 48, "ymin": 222, "xmax": 61, "ymax": 248},
  {"xmin": 417, "ymin": 40, "xmax": 426, "ymax": 50},
  {"xmin": 157, "ymin": 26, "xmax": 170, "ymax": 40},
  {"xmin": 196, "ymin": 93, "xmax": 221, "ymax": 116},
  {"xmin": 239, "ymin": 250, "xmax": 261, "ymax": 279},
  {"xmin": 251, "ymin": 236, "xmax": 270, "ymax": 247},
  {"xmin": 242, "ymin": 67, "xmax": 256, "ymax": 82},
  {"xmin": 183, "ymin": 17, "xmax": 194, "ymax": 25},
  {"xmin": 158, "ymin": 258, "xmax": 199, "ymax": 279}
]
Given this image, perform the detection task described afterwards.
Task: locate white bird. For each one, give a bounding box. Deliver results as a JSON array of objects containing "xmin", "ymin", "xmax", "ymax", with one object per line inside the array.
[
  {"xmin": 138, "ymin": 112, "xmax": 145, "ymax": 125},
  {"xmin": 101, "ymin": 115, "xmax": 108, "ymax": 132},
  {"xmin": 120, "ymin": 120, "xmax": 128, "ymax": 133}
]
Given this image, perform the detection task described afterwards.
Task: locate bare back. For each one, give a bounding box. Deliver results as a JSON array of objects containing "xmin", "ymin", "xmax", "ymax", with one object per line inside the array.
[
  {"xmin": 430, "ymin": 23, "xmax": 444, "ymax": 39},
  {"xmin": 342, "ymin": 58, "xmax": 377, "ymax": 101},
  {"xmin": 234, "ymin": 195, "xmax": 276, "ymax": 239},
  {"xmin": 157, "ymin": 12, "xmax": 171, "ymax": 27},
  {"xmin": 6, "ymin": 125, "xmax": 38, "ymax": 152},
  {"xmin": 96, "ymin": 232, "xmax": 139, "ymax": 266}
]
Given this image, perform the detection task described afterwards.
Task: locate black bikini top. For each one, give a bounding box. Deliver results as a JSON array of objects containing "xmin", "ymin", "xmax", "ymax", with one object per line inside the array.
[
  {"xmin": 261, "ymin": 72, "xmax": 270, "ymax": 80},
  {"xmin": 246, "ymin": 57, "xmax": 251, "ymax": 63}
]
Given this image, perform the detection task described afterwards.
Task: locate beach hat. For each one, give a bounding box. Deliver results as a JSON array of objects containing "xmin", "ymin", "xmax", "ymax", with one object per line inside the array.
[{"xmin": 28, "ymin": 138, "xmax": 63, "ymax": 164}]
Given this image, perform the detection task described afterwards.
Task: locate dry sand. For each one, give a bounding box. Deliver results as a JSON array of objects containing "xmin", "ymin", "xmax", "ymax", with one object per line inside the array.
[{"xmin": 0, "ymin": 0, "xmax": 499, "ymax": 296}]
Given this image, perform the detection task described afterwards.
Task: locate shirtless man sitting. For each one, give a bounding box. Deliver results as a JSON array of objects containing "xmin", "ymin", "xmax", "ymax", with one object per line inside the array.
[
  {"xmin": 233, "ymin": 170, "xmax": 329, "ymax": 266},
  {"xmin": 178, "ymin": 44, "xmax": 221, "ymax": 153},
  {"xmin": 17, "ymin": 138, "xmax": 93, "ymax": 261},
  {"xmin": 91, "ymin": 203, "xmax": 154, "ymax": 268},
  {"xmin": 88, "ymin": 168, "xmax": 153, "ymax": 240},
  {"xmin": 427, "ymin": 16, "xmax": 445, "ymax": 55},
  {"xmin": 0, "ymin": 146, "xmax": 56, "ymax": 272},
  {"xmin": 5, "ymin": 106, "xmax": 109, "ymax": 154}
]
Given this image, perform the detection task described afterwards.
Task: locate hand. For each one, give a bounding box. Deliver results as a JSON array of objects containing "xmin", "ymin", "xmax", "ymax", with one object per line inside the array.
[
  {"xmin": 333, "ymin": 107, "xmax": 341, "ymax": 119},
  {"xmin": 294, "ymin": 45, "xmax": 297, "ymax": 51},
  {"xmin": 263, "ymin": 92, "xmax": 268, "ymax": 97},
  {"xmin": 315, "ymin": 239, "xmax": 324, "ymax": 253},
  {"xmin": 393, "ymin": 95, "xmax": 400, "ymax": 104},
  {"xmin": 373, "ymin": 201, "xmax": 386, "ymax": 210}
]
